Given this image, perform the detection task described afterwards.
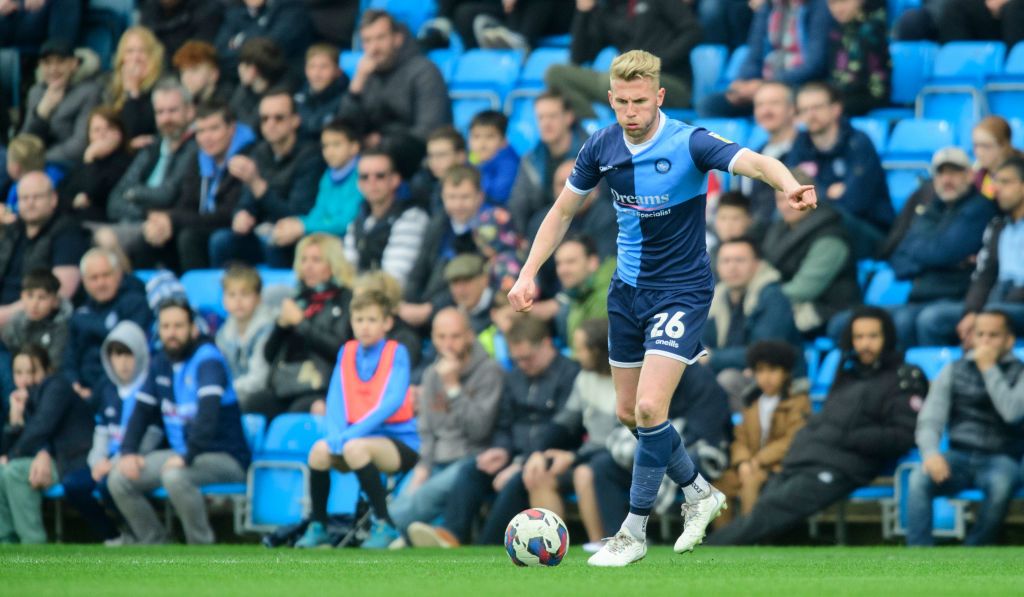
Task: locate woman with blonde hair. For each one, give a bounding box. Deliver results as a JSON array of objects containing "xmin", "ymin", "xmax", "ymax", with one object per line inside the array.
[
  {"xmin": 105, "ymin": 26, "xmax": 165, "ymax": 150},
  {"xmin": 255, "ymin": 233, "xmax": 355, "ymax": 417},
  {"xmin": 972, "ymin": 116, "xmax": 1023, "ymax": 199}
]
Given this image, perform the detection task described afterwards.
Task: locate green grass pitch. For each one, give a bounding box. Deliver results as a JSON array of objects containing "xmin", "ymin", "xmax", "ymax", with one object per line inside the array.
[{"xmin": 2, "ymin": 545, "xmax": 1023, "ymax": 596}]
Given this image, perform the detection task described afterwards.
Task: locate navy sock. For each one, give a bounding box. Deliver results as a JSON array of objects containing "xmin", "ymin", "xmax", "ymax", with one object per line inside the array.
[
  {"xmin": 629, "ymin": 421, "xmax": 675, "ymax": 516},
  {"xmin": 310, "ymin": 470, "xmax": 330, "ymax": 524},
  {"xmin": 663, "ymin": 426, "xmax": 698, "ymax": 488}
]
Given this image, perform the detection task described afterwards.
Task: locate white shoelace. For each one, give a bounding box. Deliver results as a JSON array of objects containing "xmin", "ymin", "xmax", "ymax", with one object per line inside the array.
[{"xmin": 603, "ymin": 531, "xmax": 635, "ymax": 554}]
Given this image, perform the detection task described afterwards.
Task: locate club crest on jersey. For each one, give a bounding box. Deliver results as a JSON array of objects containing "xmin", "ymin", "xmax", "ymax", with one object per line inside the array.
[
  {"xmin": 655, "ymin": 159, "xmax": 671, "ymax": 174},
  {"xmin": 708, "ymin": 132, "xmax": 733, "ymax": 145}
]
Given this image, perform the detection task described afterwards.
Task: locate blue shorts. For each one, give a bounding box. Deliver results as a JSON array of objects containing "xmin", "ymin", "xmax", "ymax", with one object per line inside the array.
[{"xmin": 606, "ymin": 277, "xmax": 713, "ymax": 368}]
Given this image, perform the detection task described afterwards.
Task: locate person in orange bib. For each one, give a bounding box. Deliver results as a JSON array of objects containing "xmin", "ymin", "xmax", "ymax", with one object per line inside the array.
[{"xmin": 294, "ymin": 289, "xmax": 419, "ymax": 549}]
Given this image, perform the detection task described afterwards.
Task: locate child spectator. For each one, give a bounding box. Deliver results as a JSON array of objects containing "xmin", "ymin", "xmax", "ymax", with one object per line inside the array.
[
  {"xmin": 173, "ymin": 40, "xmax": 235, "ymax": 105},
  {"xmin": 230, "ymin": 37, "xmax": 289, "ymax": 131},
  {"xmin": 468, "ymin": 111, "xmax": 519, "ymax": 207},
  {"xmin": 215, "ymin": 265, "xmax": 275, "ymax": 412},
  {"xmin": 353, "ymin": 271, "xmax": 423, "ymax": 371},
  {"xmin": 411, "ymin": 125, "xmax": 468, "ymax": 215},
  {"xmin": 1, "ymin": 269, "xmax": 72, "ymax": 380},
  {"xmin": 3, "ymin": 134, "xmax": 63, "ymax": 218},
  {"xmin": 716, "ymin": 341, "xmax": 810, "ymax": 524},
  {"xmin": 294, "ymin": 290, "xmax": 419, "ymax": 548},
  {"xmin": 270, "ymin": 119, "xmax": 363, "ymax": 250},
  {"xmin": 295, "ymin": 44, "xmax": 348, "ymax": 141},
  {"xmin": 0, "ymin": 344, "xmax": 93, "ymax": 544},
  {"xmin": 826, "ymin": 0, "xmax": 890, "ymax": 116},
  {"xmin": 67, "ymin": 321, "xmax": 154, "ymax": 544}
]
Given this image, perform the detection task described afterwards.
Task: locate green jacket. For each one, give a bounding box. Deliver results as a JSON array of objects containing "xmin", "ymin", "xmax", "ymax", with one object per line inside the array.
[{"xmin": 563, "ymin": 257, "xmax": 617, "ymax": 348}]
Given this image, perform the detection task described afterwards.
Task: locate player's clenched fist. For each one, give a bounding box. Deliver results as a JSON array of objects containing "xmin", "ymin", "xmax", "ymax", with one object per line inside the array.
[{"xmin": 507, "ymin": 275, "xmax": 536, "ymax": 312}]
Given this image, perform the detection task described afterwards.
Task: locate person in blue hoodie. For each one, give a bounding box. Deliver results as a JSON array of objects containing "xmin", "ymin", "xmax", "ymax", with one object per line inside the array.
[
  {"xmin": 294, "ymin": 289, "xmax": 419, "ymax": 549},
  {"xmin": 129, "ymin": 99, "xmax": 256, "ymax": 273},
  {"xmin": 468, "ymin": 110, "xmax": 519, "ymax": 207},
  {"xmin": 107, "ymin": 297, "xmax": 250, "ymax": 545}
]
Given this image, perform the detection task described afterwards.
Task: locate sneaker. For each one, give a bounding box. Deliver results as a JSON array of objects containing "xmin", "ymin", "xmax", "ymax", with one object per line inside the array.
[
  {"xmin": 387, "ymin": 536, "xmax": 407, "ymax": 549},
  {"xmin": 294, "ymin": 521, "xmax": 332, "ymax": 549},
  {"xmin": 587, "ymin": 530, "xmax": 646, "ymax": 567},
  {"xmin": 582, "ymin": 540, "xmax": 604, "ymax": 554},
  {"xmin": 674, "ymin": 489, "xmax": 727, "ymax": 553},
  {"xmin": 361, "ymin": 518, "xmax": 400, "ymax": 549},
  {"xmin": 481, "ymin": 26, "xmax": 528, "ymax": 52},
  {"xmin": 103, "ymin": 533, "xmax": 129, "ymax": 547},
  {"xmin": 406, "ymin": 522, "xmax": 460, "ymax": 548}
]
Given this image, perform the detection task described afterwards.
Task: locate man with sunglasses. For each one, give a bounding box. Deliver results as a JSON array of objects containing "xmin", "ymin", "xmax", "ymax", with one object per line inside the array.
[{"xmin": 210, "ymin": 89, "xmax": 324, "ymax": 268}]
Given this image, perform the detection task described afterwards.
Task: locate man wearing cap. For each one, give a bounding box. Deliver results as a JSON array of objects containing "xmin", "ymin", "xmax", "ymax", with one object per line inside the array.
[
  {"xmin": 886, "ymin": 147, "xmax": 997, "ymax": 348},
  {"xmin": 443, "ymin": 254, "xmax": 494, "ymax": 335},
  {"xmin": 20, "ymin": 38, "xmax": 103, "ymax": 167}
]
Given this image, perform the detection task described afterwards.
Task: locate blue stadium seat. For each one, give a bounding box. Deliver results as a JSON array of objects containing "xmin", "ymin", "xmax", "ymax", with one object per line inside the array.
[
  {"xmin": 810, "ymin": 348, "xmax": 842, "ymax": 400},
  {"xmin": 339, "ymin": 51, "xmax": 362, "ymax": 79},
  {"xmin": 452, "ymin": 98, "xmax": 494, "ymax": 136},
  {"xmin": 365, "ymin": 0, "xmax": 438, "ymax": 35},
  {"xmin": 890, "ymin": 41, "xmax": 939, "ymax": 105},
  {"xmin": 905, "ymin": 346, "xmax": 963, "ymax": 380},
  {"xmin": 504, "ymin": 47, "xmax": 570, "ymax": 112},
  {"xmin": 1011, "ymin": 118, "xmax": 1024, "ymax": 147},
  {"xmin": 864, "ymin": 265, "xmax": 912, "ymax": 307},
  {"xmin": 507, "ymin": 98, "xmax": 540, "ymax": 156},
  {"xmin": 591, "ymin": 46, "xmax": 619, "ymax": 72},
  {"xmin": 242, "ymin": 413, "xmax": 267, "ymax": 455},
  {"xmin": 693, "ymin": 118, "xmax": 750, "ymax": 147},
  {"xmin": 894, "ymin": 462, "xmax": 977, "ymax": 539},
  {"xmin": 713, "ymin": 45, "xmax": 749, "ymax": 92},
  {"xmin": 886, "ymin": 169, "xmax": 927, "ymax": 213},
  {"xmin": 887, "ymin": 0, "xmax": 921, "ymax": 25},
  {"xmin": 246, "ymin": 414, "xmax": 325, "ymax": 531},
  {"xmin": 985, "ymin": 43, "xmax": 1024, "ymax": 122},
  {"xmin": 884, "ymin": 119, "xmax": 954, "ymax": 169},
  {"xmin": 690, "ymin": 44, "xmax": 729, "ymax": 106},
  {"xmin": 537, "ymin": 34, "xmax": 572, "ymax": 48},
  {"xmin": 256, "ymin": 267, "xmax": 297, "ymax": 290},
  {"xmin": 917, "ymin": 42, "xmax": 1006, "ymax": 130},
  {"xmin": 133, "ymin": 269, "xmax": 163, "ymax": 286},
  {"xmin": 428, "ymin": 48, "xmax": 457, "ymax": 83},
  {"xmin": 180, "ymin": 269, "xmax": 227, "ymax": 319},
  {"xmin": 450, "ymin": 49, "xmax": 523, "ymax": 110},
  {"xmin": 850, "ymin": 117, "xmax": 890, "ymax": 153},
  {"xmin": 745, "ymin": 124, "xmax": 769, "ymax": 150}
]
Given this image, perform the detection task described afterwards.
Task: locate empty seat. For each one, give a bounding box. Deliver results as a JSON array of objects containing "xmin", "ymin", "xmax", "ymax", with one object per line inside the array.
[
  {"xmin": 256, "ymin": 267, "xmax": 297, "ymax": 290},
  {"xmin": 890, "ymin": 41, "xmax": 939, "ymax": 105},
  {"xmin": 427, "ymin": 48, "xmax": 457, "ymax": 83},
  {"xmin": 504, "ymin": 47, "xmax": 570, "ymax": 112},
  {"xmin": 917, "ymin": 42, "xmax": 1007, "ymax": 127},
  {"xmin": 985, "ymin": 42, "xmax": 1024, "ymax": 122},
  {"xmin": 884, "ymin": 119, "xmax": 954, "ymax": 169},
  {"xmin": 905, "ymin": 346, "xmax": 963, "ymax": 380},
  {"xmin": 886, "ymin": 169, "xmax": 926, "ymax": 213},
  {"xmin": 246, "ymin": 414, "xmax": 325, "ymax": 531},
  {"xmin": 452, "ymin": 97, "xmax": 495, "ymax": 136},
  {"xmin": 690, "ymin": 44, "xmax": 729, "ymax": 106},
  {"xmin": 591, "ymin": 46, "xmax": 618, "ymax": 72},
  {"xmin": 180, "ymin": 270, "xmax": 228, "ymax": 318},
  {"xmin": 450, "ymin": 49, "xmax": 523, "ymax": 110},
  {"xmin": 864, "ymin": 265, "xmax": 912, "ymax": 307},
  {"xmin": 339, "ymin": 50, "xmax": 362, "ymax": 79},
  {"xmin": 850, "ymin": 117, "xmax": 890, "ymax": 153}
]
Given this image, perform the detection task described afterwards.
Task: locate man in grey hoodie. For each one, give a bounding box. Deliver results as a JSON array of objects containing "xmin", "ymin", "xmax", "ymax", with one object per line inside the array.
[{"xmin": 362, "ymin": 308, "xmax": 504, "ymax": 548}]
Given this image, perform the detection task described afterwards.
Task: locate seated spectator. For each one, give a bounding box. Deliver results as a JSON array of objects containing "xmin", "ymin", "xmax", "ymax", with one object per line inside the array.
[
  {"xmin": 545, "ymin": 0, "xmax": 700, "ymax": 117},
  {"xmin": 908, "ymin": 310, "xmax": 1024, "ymax": 546},
  {"xmin": 58, "ymin": 107, "xmax": 133, "ymax": 224},
  {"xmin": 353, "ymin": 272, "xmax": 423, "ymax": 371},
  {"xmin": 786, "ymin": 82, "xmax": 892, "ymax": 258},
  {"xmin": 343, "ymin": 150, "xmax": 430, "ymax": 289},
  {"xmin": 215, "ymin": 265, "xmax": 275, "ymax": 413},
  {"xmin": 1, "ymin": 270, "xmax": 71, "ymax": 397},
  {"xmin": 19, "ymin": 38, "xmax": 102, "ymax": 167},
  {"xmin": 971, "ymin": 116, "xmax": 1023, "ymax": 200},
  {"xmin": 0, "ymin": 0, "xmax": 80, "ymax": 49},
  {"xmin": 761, "ymin": 169, "xmax": 859, "ymax": 336},
  {"xmin": 917, "ymin": 158, "xmax": 1024, "ymax": 346},
  {"xmin": 704, "ymin": 237, "xmax": 801, "ymax": 409},
  {"xmin": 63, "ymin": 248, "xmax": 152, "ymax": 402},
  {"xmin": 887, "ymin": 148, "xmax": 997, "ymax": 347},
  {"xmin": 104, "ymin": 78, "xmax": 198, "ymax": 255},
  {"xmin": 108, "ymin": 298, "xmax": 251, "ymax": 545},
  {"xmin": 362, "ymin": 307, "xmax": 504, "ymax": 548},
  {"xmin": 544, "ymin": 159, "xmax": 617, "ymax": 260},
  {"xmin": 520, "ymin": 318, "xmax": 618, "ymax": 551},
  {"xmin": 424, "ymin": 0, "xmax": 573, "ymax": 51},
  {"xmin": 935, "ymin": 0, "xmax": 1024, "ymax": 46},
  {"xmin": 68, "ymin": 321, "xmax": 153, "ymax": 544},
  {"xmin": 739, "ymin": 82, "xmax": 797, "ymax": 226},
  {"xmin": 715, "ymin": 341, "xmax": 810, "ymax": 525},
  {"xmin": 0, "ymin": 344, "xmax": 93, "ymax": 544},
  {"xmin": 708, "ymin": 192, "xmax": 759, "ymax": 270},
  {"xmin": 103, "ymin": 27, "xmax": 166, "ymax": 150},
  {"xmin": 410, "ymin": 125, "xmax": 467, "ymax": 216},
  {"xmin": 337, "ymin": 10, "xmax": 451, "ymax": 179},
  {"xmin": 468, "ymin": 111, "xmax": 519, "ymax": 207},
  {"xmin": 295, "ymin": 44, "xmax": 347, "ymax": 141},
  {"xmin": 3, "ymin": 134, "xmax": 63, "ymax": 218},
  {"xmin": 400, "ymin": 165, "xmax": 520, "ymax": 330},
  {"xmin": 697, "ymin": 0, "xmax": 831, "ymax": 118},
  {"xmin": 253, "ymin": 233, "xmax": 354, "ymax": 417},
  {"xmin": 130, "ymin": 100, "xmax": 256, "ymax": 272},
  {"xmin": 582, "ymin": 361, "xmax": 731, "ymax": 540},
  {"xmin": 216, "ymin": 0, "xmax": 312, "ymax": 76},
  {"xmin": 826, "ymin": 0, "xmax": 890, "ymax": 116},
  {"xmin": 442, "ymin": 254, "xmax": 498, "ymax": 335},
  {"xmin": 140, "ymin": 0, "xmax": 224, "ymax": 60},
  {"xmin": 508, "ymin": 91, "xmax": 588, "ymax": 235},
  {"xmin": 478, "ymin": 290, "xmax": 518, "ymax": 371},
  {"xmin": 407, "ymin": 315, "xmax": 579, "ymax": 547},
  {"xmin": 294, "ymin": 290, "xmax": 419, "ymax": 549},
  {"xmin": 708, "ymin": 307, "xmax": 926, "ymax": 545},
  {"xmin": 229, "ymin": 37, "xmax": 290, "ymax": 131},
  {"xmin": 270, "ymin": 119, "xmax": 362, "ymax": 251},
  {"xmin": 172, "ymin": 41, "xmax": 236, "ymax": 105},
  {"xmin": 211, "ymin": 90, "xmax": 323, "ymax": 267},
  {"xmin": 0, "ymin": 172, "xmax": 88, "ymax": 326}
]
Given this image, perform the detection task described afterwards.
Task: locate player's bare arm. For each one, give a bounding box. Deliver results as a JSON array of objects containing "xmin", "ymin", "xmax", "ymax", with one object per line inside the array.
[{"xmin": 732, "ymin": 149, "xmax": 818, "ymax": 211}]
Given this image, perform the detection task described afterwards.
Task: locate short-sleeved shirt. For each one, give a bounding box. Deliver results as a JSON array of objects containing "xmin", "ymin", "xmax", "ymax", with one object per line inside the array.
[
  {"xmin": 567, "ymin": 111, "xmax": 745, "ymax": 291},
  {"xmin": 0, "ymin": 219, "xmax": 88, "ymax": 304}
]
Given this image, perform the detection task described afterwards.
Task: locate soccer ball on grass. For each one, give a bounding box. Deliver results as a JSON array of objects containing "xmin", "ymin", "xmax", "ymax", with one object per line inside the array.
[{"xmin": 504, "ymin": 508, "xmax": 569, "ymax": 567}]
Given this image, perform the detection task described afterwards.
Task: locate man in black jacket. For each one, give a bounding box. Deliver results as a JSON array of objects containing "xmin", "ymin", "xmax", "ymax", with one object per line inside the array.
[
  {"xmin": 707, "ymin": 306, "xmax": 927, "ymax": 545},
  {"xmin": 140, "ymin": 0, "xmax": 224, "ymax": 60},
  {"xmin": 543, "ymin": 0, "xmax": 702, "ymax": 117}
]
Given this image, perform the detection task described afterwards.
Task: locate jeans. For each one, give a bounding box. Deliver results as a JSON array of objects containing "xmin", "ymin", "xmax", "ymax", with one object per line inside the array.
[
  {"xmin": 917, "ymin": 301, "xmax": 1024, "ymax": 346},
  {"xmin": 906, "ymin": 449, "xmax": 1020, "ymax": 546},
  {"xmin": 889, "ymin": 300, "xmax": 959, "ymax": 349},
  {"xmin": 439, "ymin": 458, "xmax": 529, "ymax": 545},
  {"xmin": 389, "ymin": 456, "xmax": 472, "ymax": 533},
  {"xmin": 208, "ymin": 228, "xmax": 294, "ymax": 269}
]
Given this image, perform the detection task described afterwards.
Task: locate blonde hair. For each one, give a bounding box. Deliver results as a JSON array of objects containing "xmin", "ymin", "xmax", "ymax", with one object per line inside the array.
[
  {"xmin": 609, "ymin": 50, "xmax": 661, "ymax": 87},
  {"xmin": 353, "ymin": 271, "xmax": 402, "ymax": 314},
  {"xmin": 295, "ymin": 233, "xmax": 354, "ymax": 288},
  {"xmin": 6, "ymin": 134, "xmax": 46, "ymax": 171},
  {"xmin": 109, "ymin": 27, "xmax": 165, "ymax": 109}
]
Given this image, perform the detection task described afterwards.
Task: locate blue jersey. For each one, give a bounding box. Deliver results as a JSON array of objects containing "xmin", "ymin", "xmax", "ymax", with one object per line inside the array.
[{"xmin": 567, "ymin": 112, "xmax": 745, "ymax": 290}]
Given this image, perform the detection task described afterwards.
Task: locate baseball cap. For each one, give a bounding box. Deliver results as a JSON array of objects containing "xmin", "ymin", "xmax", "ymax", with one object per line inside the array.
[
  {"xmin": 39, "ymin": 39, "xmax": 76, "ymax": 60},
  {"xmin": 444, "ymin": 254, "xmax": 486, "ymax": 282},
  {"xmin": 930, "ymin": 147, "xmax": 971, "ymax": 176}
]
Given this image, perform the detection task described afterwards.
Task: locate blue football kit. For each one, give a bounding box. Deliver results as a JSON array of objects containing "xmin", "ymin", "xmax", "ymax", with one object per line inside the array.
[{"xmin": 566, "ymin": 110, "xmax": 745, "ymax": 366}]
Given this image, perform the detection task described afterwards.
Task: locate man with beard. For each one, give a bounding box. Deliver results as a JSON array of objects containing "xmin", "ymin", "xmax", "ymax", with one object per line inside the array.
[
  {"xmin": 107, "ymin": 297, "xmax": 250, "ymax": 545},
  {"xmin": 706, "ymin": 306, "xmax": 927, "ymax": 545}
]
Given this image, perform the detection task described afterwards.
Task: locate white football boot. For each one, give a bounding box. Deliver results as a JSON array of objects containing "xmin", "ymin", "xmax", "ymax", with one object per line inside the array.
[
  {"xmin": 674, "ymin": 488, "xmax": 727, "ymax": 553},
  {"xmin": 587, "ymin": 530, "xmax": 647, "ymax": 567}
]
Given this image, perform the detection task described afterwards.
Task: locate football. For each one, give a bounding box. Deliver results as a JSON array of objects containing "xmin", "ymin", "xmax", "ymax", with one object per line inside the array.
[{"xmin": 504, "ymin": 508, "xmax": 570, "ymax": 567}]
